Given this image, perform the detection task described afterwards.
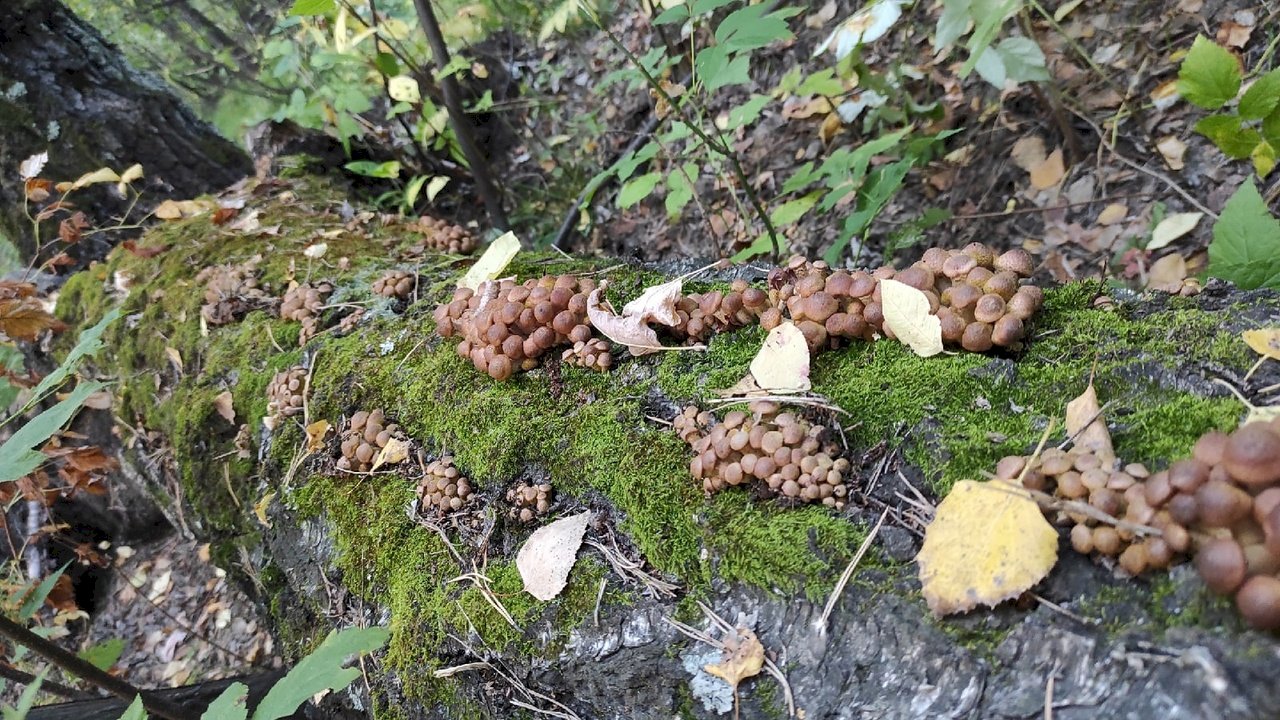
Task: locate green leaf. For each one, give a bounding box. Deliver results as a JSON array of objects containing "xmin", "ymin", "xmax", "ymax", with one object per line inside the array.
[
  {"xmin": 374, "ymin": 53, "xmax": 399, "ymax": 77},
  {"xmin": 618, "ymin": 173, "xmax": 662, "ymax": 209},
  {"xmin": 959, "ymin": 0, "xmax": 1020, "ymax": 78},
  {"xmin": 664, "ymin": 163, "xmax": 697, "ymax": 216},
  {"xmin": 1194, "ymin": 114, "xmax": 1262, "ymax": 158},
  {"xmin": 1207, "ymin": 179, "xmax": 1280, "ymax": 289},
  {"xmin": 692, "ymin": 0, "xmax": 738, "ymax": 16},
  {"xmin": 0, "ymin": 380, "xmax": 105, "ymax": 483},
  {"xmin": 724, "ymin": 94, "xmax": 770, "ymax": 131},
  {"xmin": 1264, "ymin": 106, "xmax": 1280, "ymax": 147},
  {"xmin": 434, "ymin": 56, "xmax": 470, "ymax": 82},
  {"xmin": 1253, "ymin": 141, "xmax": 1277, "ymax": 177},
  {"xmin": 1240, "ymin": 68, "xmax": 1280, "ymax": 120},
  {"xmin": 115, "ymin": 696, "xmax": 146, "ymax": 720},
  {"xmin": 653, "ymin": 4, "xmax": 691, "ymax": 25},
  {"xmin": 79, "ymin": 637, "xmax": 125, "ymax": 671},
  {"xmin": 770, "ymin": 193, "xmax": 819, "ymax": 226},
  {"xmin": 3, "ymin": 672, "xmax": 44, "ymax": 720},
  {"xmin": 1178, "ymin": 35, "xmax": 1242, "ymax": 110},
  {"xmin": 253, "ymin": 627, "xmax": 388, "ymax": 720},
  {"xmin": 797, "ymin": 69, "xmax": 845, "ymax": 97},
  {"xmin": 288, "ymin": 0, "xmax": 334, "ymax": 16},
  {"xmin": 995, "ymin": 37, "xmax": 1049, "ymax": 83},
  {"xmin": 613, "ymin": 141, "xmax": 659, "ymax": 183},
  {"xmin": 20, "ymin": 563, "xmax": 69, "ymax": 620},
  {"xmin": 202, "ymin": 682, "xmax": 250, "ymax": 720},
  {"xmin": 344, "ymin": 160, "xmax": 401, "ymax": 179},
  {"xmin": 731, "ymin": 232, "xmax": 782, "ymax": 262},
  {"xmin": 781, "ymin": 162, "xmax": 819, "ymax": 194},
  {"xmin": 696, "ymin": 46, "xmax": 751, "ymax": 91},
  {"xmin": 824, "ymin": 159, "xmax": 912, "ymax": 264},
  {"xmin": 935, "ymin": 0, "xmax": 972, "ymax": 49},
  {"xmin": 885, "ymin": 207, "xmax": 952, "ymax": 256},
  {"xmin": 27, "ymin": 308, "xmax": 119, "ymax": 406},
  {"xmin": 715, "ymin": 4, "xmax": 795, "ymax": 53}
]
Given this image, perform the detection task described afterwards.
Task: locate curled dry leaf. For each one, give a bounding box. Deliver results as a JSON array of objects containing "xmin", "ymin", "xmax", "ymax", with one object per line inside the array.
[
  {"xmin": 254, "ymin": 491, "xmax": 276, "ymax": 529},
  {"xmin": 621, "ymin": 278, "xmax": 683, "ymax": 327},
  {"xmin": 1243, "ymin": 328, "xmax": 1280, "ymax": 360},
  {"xmin": 19, "ymin": 152, "xmax": 48, "ymax": 181},
  {"xmin": 703, "ymin": 627, "xmax": 765, "ymax": 690},
  {"xmin": 517, "ymin": 510, "xmax": 591, "ymax": 601},
  {"xmin": 305, "ymin": 420, "xmax": 330, "ymax": 454},
  {"xmin": 1065, "ymin": 380, "xmax": 1114, "ymax": 464},
  {"xmin": 748, "ymin": 321, "xmax": 811, "ymax": 392},
  {"xmin": 213, "ymin": 391, "xmax": 236, "ymax": 424},
  {"xmin": 879, "ymin": 279, "xmax": 942, "ymax": 357},
  {"xmin": 917, "ymin": 479, "xmax": 1058, "ymax": 616},
  {"xmin": 1147, "ymin": 253, "xmax": 1188, "ymax": 292},
  {"xmin": 0, "ymin": 297, "xmax": 65, "ymax": 341},
  {"xmin": 371, "ymin": 436, "xmax": 410, "ymax": 471},
  {"xmin": 459, "ymin": 231, "xmax": 520, "ymax": 290},
  {"xmin": 586, "ymin": 283, "xmax": 698, "ymax": 356},
  {"xmin": 1148, "ymin": 212, "xmax": 1203, "ymax": 250}
]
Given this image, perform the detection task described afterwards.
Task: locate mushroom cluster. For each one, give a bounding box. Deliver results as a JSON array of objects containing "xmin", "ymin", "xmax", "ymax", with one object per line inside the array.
[
  {"xmin": 670, "ymin": 279, "xmax": 773, "ymax": 343},
  {"xmin": 280, "ymin": 281, "xmax": 333, "ymax": 345},
  {"xmin": 336, "ymin": 409, "xmax": 403, "ymax": 472},
  {"xmin": 265, "ymin": 366, "xmax": 307, "ymax": 427},
  {"xmin": 561, "ymin": 338, "xmax": 613, "ymax": 371},
  {"xmin": 373, "ymin": 269, "xmax": 416, "ymax": 300},
  {"xmin": 335, "ymin": 308, "xmax": 364, "ymax": 336},
  {"xmin": 674, "ymin": 401, "xmax": 850, "ymax": 508},
  {"xmin": 415, "ymin": 216, "xmax": 477, "ymax": 254},
  {"xmin": 418, "ymin": 455, "xmax": 476, "ymax": 515},
  {"xmin": 993, "ymin": 449, "xmax": 1180, "ymax": 575},
  {"xmin": 197, "ymin": 260, "xmax": 273, "ymax": 326},
  {"xmin": 433, "ymin": 274, "xmax": 607, "ymax": 381},
  {"xmin": 506, "ymin": 481, "xmax": 553, "ymax": 523},
  {"xmin": 766, "ymin": 244, "xmax": 1041, "ymax": 352}
]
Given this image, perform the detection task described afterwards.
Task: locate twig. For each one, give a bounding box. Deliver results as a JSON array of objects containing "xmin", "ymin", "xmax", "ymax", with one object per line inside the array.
[
  {"xmin": 815, "ymin": 508, "xmax": 887, "ymax": 636},
  {"xmin": 0, "ymin": 661, "xmax": 94, "ymax": 700}
]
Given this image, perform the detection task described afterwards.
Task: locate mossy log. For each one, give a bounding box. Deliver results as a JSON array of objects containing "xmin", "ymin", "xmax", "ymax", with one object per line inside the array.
[{"xmin": 53, "ymin": 174, "xmax": 1280, "ymax": 719}]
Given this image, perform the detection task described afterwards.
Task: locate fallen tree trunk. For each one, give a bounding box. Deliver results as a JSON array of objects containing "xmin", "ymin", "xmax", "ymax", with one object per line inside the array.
[{"xmin": 50, "ymin": 173, "xmax": 1280, "ymax": 719}]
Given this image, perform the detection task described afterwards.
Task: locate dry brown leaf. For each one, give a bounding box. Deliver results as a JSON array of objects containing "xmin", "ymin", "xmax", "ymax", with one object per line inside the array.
[
  {"xmin": 1243, "ymin": 329, "xmax": 1280, "ymax": 360},
  {"xmin": 213, "ymin": 391, "xmax": 236, "ymax": 424},
  {"xmin": 0, "ymin": 297, "xmax": 65, "ymax": 341},
  {"xmin": 305, "ymin": 420, "xmax": 330, "ymax": 453},
  {"xmin": 1065, "ymin": 381, "xmax": 1114, "ymax": 464},
  {"xmin": 254, "ymin": 491, "xmax": 275, "ymax": 529},
  {"xmin": 1010, "ymin": 136, "xmax": 1047, "ymax": 172},
  {"xmin": 819, "ymin": 112, "xmax": 842, "ymax": 143},
  {"xmin": 81, "ymin": 390, "xmax": 113, "ymax": 410},
  {"xmin": 917, "ymin": 479, "xmax": 1058, "ymax": 616},
  {"xmin": 1029, "ymin": 148, "xmax": 1066, "ymax": 190},
  {"xmin": 1147, "ymin": 253, "xmax": 1188, "ymax": 292},
  {"xmin": 880, "ymin": 279, "xmax": 943, "ymax": 357},
  {"xmin": 621, "ymin": 279, "xmax": 684, "ymax": 327},
  {"xmin": 1151, "ymin": 80, "xmax": 1181, "ymax": 110},
  {"xmin": 703, "ymin": 627, "xmax": 765, "ymax": 690},
  {"xmin": 517, "ymin": 511, "xmax": 591, "ymax": 601},
  {"xmin": 1218, "ymin": 20, "xmax": 1253, "ymax": 48},
  {"xmin": 748, "ymin": 322, "xmax": 811, "ymax": 392},
  {"xmin": 1156, "ymin": 136, "xmax": 1188, "ymax": 170},
  {"xmin": 586, "ymin": 283, "xmax": 698, "ymax": 356},
  {"xmin": 164, "ymin": 346, "xmax": 183, "ymax": 374},
  {"xmin": 1096, "ymin": 203, "xmax": 1129, "ymax": 226},
  {"xmin": 371, "ymin": 437, "xmax": 410, "ymax": 471}
]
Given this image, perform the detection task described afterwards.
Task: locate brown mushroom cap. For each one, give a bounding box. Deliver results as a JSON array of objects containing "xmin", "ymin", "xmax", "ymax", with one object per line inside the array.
[
  {"xmin": 1195, "ymin": 480, "xmax": 1253, "ymax": 527},
  {"xmin": 994, "ymin": 249, "xmax": 1034, "ymax": 277},
  {"xmin": 1192, "ymin": 431, "xmax": 1229, "ymax": 467},
  {"xmin": 974, "ymin": 294, "xmax": 1007, "ymax": 324},
  {"xmin": 991, "ymin": 314, "xmax": 1024, "ymax": 347},
  {"xmin": 1235, "ymin": 575, "xmax": 1280, "ymax": 630},
  {"xmin": 961, "ymin": 322, "xmax": 993, "ymax": 352},
  {"xmin": 1196, "ymin": 537, "xmax": 1247, "ymax": 594},
  {"xmin": 1223, "ymin": 423, "xmax": 1280, "ymax": 487}
]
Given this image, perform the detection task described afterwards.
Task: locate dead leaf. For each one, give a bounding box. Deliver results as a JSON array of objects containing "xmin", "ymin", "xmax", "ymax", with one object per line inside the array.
[
  {"xmin": 1246, "ymin": 405, "xmax": 1280, "ymax": 425},
  {"xmin": 586, "ymin": 283, "xmax": 699, "ymax": 356},
  {"xmin": 880, "ymin": 279, "xmax": 943, "ymax": 357},
  {"xmin": 1151, "ymin": 80, "xmax": 1181, "ymax": 110},
  {"xmin": 1243, "ymin": 329, "xmax": 1280, "ymax": 360},
  {"xmin": 747, "ymin": 322, "xmax": 811, "ymax": 392},
  {"xmin": 0, "ymin": 297, "xmax": 65, "ymax": 341},
  {"xmin": 1096, "ymin": 203, "xmax": 1128, "ymax": 226},
  {"xmin": 1029, "ymin": 148, "xmax": 1066, "ymax": 190},
  {"xmin": 211, "ymin": 207, "xmax": 239, "ymax": 225},
  {"xmin": 305, "ymin": 420, "xmax": 330, "ymax": 453},
  {"xmin": 517, "ymin": 511, "xmax": 591, "ymax": 601},
  {"xmin": 164, "ymin": 347, "xmax": 183, "ymax": 375},
  {"xmin": 1148, "ymin": 212, "xmax": 1202, "ymax": 250},
  {"xmin": 120, "ymin": 240, "xmax": 169, "ymax": 258},
  {"xmin": 1156, "ymin": 136, "xmax": 1188, "ymax": 170},
  {"xmin": 1147, "ymin": 253, "xmax": 1188, "ymax": 292},
  {"xmin": 1218, "ymin": 20, "xmax": 1253, "ymax": 48},
  {"xmin": 213, "ymin": 391, "xmax": 236, "ymax": 424},
  {"xmin": 459, "ymin": 231, "xmax": 521, "ymax": 290},
  {"xmin": 371, "ymin": 437, "xmax": 410, "ymax": 471},
  {"xmin": 303, "ymin": 242, "xmax": 328, "ymax": 259},
  {"xmin": 1065, "ymin": 381, "xmax": 1114, "ymax": 464},
  {"xmin": 19, "ymin": 152, "xmax": 48, "ymax": 180},
  {"xmin": 621, "ymin": 279, "xmax": 684, "ymax": 327},
  {"xmin": 254, "ymin": 491, "xmax": 275, "ymax": 528},
  {"xmin": 1010, "ymin": 136, "xmax": 1047, "ymax": 172},
  {"xmin": 703, "ymin": 627, "xmax": 765, "ymax": 691},
  {"xmin": 69, "ymin": 167, "xmax": 120, "ymax": 190},
  {"xmin": 819, "ymin": 112, "xmax": 842, "ymax": 143},
  {"xmin": 82, "ymin": 390, "xmax": 113, "ymax": 410},
  {"xmin": 917, "ymin": 479, "xmax": 1058, "ymax": 616}
]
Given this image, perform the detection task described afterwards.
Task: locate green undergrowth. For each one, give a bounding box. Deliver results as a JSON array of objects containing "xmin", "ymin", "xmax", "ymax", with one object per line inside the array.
[{"xmin": 49, "ymin": 172, "xmax": 1276, "ymax": 713}]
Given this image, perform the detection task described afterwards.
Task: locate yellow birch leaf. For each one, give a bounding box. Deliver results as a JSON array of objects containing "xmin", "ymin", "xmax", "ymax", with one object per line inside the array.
[
  {"xmin": 254, "ymin": 491, "xmax": 276, "ymax": 528},
  {"xmin": 1029, "ymin": 148, "xmax": 1066, "ymax": 190},
  {"xmin": 459, "ymin": 231, "xmax": 521, "ymax": 290},
  {"xmin": 305, "ymin": 420, "xmax": 331, "ymax": 453},
  {"xmin": 70, "ymin": 167, "xmax": 120, "ymax": 190},
  {"xmin": 880, "ymin": 279, "xmax": 943, "ymax": 357},
  {"xmin": 703, "ymin": 627, "xmax": 765, "ymax": 689},
  {"xmin": 1243, "ymin": 329, "xmax": 1280, "ymax": 361},
  {"xmin": 917, "ymin": 479, "xmax": 1058, "ymax": 616},
  {"xmin": 1065, "ymin": 381, "xmax": 1114, "ymax": 464},
  {"xmin": 371, "ymin": 436, "xmax": 410, "ymax": 471},
  {"xmin": 748, "ymin": 321, "xmax": 811, "ymax": 392}
]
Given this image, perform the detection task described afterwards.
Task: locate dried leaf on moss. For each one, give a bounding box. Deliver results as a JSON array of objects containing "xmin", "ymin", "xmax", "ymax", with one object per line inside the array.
[
  {"xmin": 1243, "ymin": 328, "xmax": 1280, "ymax": 360},
  {"xmin": 517, "ymin": 511, "xmax": 591, "ymax": 601},
  {"xmin": 880, "ymin": 279, "xmax": 942, "ymax": 357},
  {"xmin": 917, "ymin": 479, "xmax": 1058, "ymax": 616},
  {"xmin": 371, "ymin": 437, "xmax": 409, "ymax": 471},
  {"xmin": 1065, "ymin": 380, "xmax": 1114, "ymax": 463},
  {"xmin": 459, "ymin": 231, "xmax": 520, "ymax": 290},
  {"xmin": 748, "ymin": 321, "xmax": 811, "ymax": 392}
]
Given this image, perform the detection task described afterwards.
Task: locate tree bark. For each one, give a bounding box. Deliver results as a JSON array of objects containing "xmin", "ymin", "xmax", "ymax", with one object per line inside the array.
[{"xmin": 0, "ymin": 0, "xmax": 251, "ymax": 262}]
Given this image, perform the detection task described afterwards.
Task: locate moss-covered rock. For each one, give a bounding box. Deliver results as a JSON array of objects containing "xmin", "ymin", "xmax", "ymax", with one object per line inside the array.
[{"xmin": 54, "ymin": 173, "xmax": 1280, "ymax": 719}]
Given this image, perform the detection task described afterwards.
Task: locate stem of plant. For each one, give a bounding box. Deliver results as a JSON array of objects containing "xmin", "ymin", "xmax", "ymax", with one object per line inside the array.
[
  {"xmin": 410, "ymin": 0, "xmax": 510, "ymax": 231},
  {"xmin": 0, "ymin": 614, "xmax": 190, "ymax": 720},
  {"xmin": 0, "ymin": 661, "xmax": 93, "ymax": 701}
]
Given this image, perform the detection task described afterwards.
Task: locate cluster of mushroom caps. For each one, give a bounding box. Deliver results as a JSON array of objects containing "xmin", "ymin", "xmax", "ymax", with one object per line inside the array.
[
  {"xmin": 767, "ymin": 243, "xmax": 1042, "ymax": 353},
  {"xmin": 264, "ymin": 366, "xmax": 307, "ymax": 429},
  {"xmin": 433, "ymin": 274, "xmax": 610, "ymax": 381},
  {"xmin": 506, "ymin": 481, "xmax": 553, "ymax": 523},
  {"xmin": 337, "ymin": 409, "xmax": 403, "ymax": 473},
  {"xmin": 415, "ymin": 216, "xmax": 478, "ymax": 254},
  {"xmin": 667, "ymin": 279, "xmax": 774, "ymax": 343},
  {"xmin": 418, "ymin": 455, "xmax": 476, "ymax": 516},
  {"xmin": 280, "ymin": 281, "xmax": 333, "ymax": 345},
  {"xmin": 674, "ymin": 401, "xmax": 850, "ymax": 508},
  {"xmin": 373, "ymin": 269, "xmax": 416, "ymax": 300},
  {"xmin": 997, "ymin": 420, "xmax": 1280, "ymax": 630},
  {"xmin": 197, "ymin": 259, "xmax": 273, "ymax": 326}
]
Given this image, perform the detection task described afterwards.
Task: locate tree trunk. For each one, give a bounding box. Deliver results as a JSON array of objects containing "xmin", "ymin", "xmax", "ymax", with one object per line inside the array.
[{"xmin": 0, "ymin": 0, "xmax": 251, "ymax": 262}]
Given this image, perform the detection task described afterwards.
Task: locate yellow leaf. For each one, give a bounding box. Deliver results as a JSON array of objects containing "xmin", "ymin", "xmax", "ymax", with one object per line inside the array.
[
  {"xmin": 748, "ymin": 321, "xmax": 811, "ymax": 392},
  {"xmin": 1065, "ymin": 381, "xmax": 1114, "ymax": 464},
  {"xmin": 1148, "ymin": 212, "xmax": 1203, "ymax": 250},
  {"xmin": 880, "ymin": 279, "xmax": 942, "ymax": 357},
  {"xmin": 703, "ymin": 627, "xmax": 765, "ymax": 689},
  {"xmin": 254, "ymin": 491, "xmax": 276, "ymax": 528},
  {"xmin": 917, "ymin": 479, "xmax": 1058, "ymax": 616},
  {"xmin": 305, "ymin": 420, "xmax": 330, "ymax": 453},
  {"xmin": 459, "ymin": 231, "xmax": 521, "ymax": 290},
  {"xmin": 1095, "ymin": 203, "xmax": 1128, "ymax": 226},
  {"xmin": 1243, "ymin": 329, "xmax": 1280, "ymax": 360},
  {"xmin": 213, "ymin": 391, "xmax": 236, "ymax": 424},
  {"xmin": 117, "ymin": 164, "xmax": 144, "ymax": 195},
  {"xmin": 388, "ymin": 75, "xmax": 420, "ymax": 103},
  {"xmin": 1246, "ymin": 405, "xmax": 1280, "ymax": 425},
  {"xmin": 1029, "ymin": 148, "xmax": 1065, "ymax": 190},
  {"xmin": 164, "ymin": 346, "xmax": 183, "ymax": 374},
  {"xmin": 1009, "ymin": 135, "xmax": 1046, "ymax": 172},
  {"xmin": 371, "ymin": 436, "xmax": 410, "ymax": 470},
  {"xmin": 1147, "ymin": 253, "xmax": 1187, "ymax": 291},
  {"xmin": 70, "ymin": 167, "xmax": 120, "ymax": 190}
]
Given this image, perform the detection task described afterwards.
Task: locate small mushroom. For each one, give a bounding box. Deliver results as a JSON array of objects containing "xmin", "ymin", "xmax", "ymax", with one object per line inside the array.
[{"xmin": 1196, "ymin": 537, "xmax": 1247, "ymax": 594}]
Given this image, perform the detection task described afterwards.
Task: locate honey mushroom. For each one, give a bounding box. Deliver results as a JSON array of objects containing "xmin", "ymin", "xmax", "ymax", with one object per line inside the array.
[
  {"xmin": 280, "ymin": 281, "xmax": 334, "ymax": 345},
  {"xmin": 197, "ymin": 258, "xmax": 273, "ymax": 326},
  {"xmin": 416, "ymin": 216, "xmax": 478, "ymax": 254},
  {"xmin": 373, "ymin": 269, "xmax": 417, "ymax": 300},
  {"xmin": 505, "ymin": 481, "xmax": 553, "ymax": 523},
  {"xmin": 265, "ymin": 366, "xmax": 307, "ymax": 426},
  {"xmin": 336, "ymin": 408, "xmax": 404, "ymax": 473},
  {"xmin": 418, "ymin": 455, "xmax": 475, "ymax": 515},
  {"xmin": 674, "ymin": 400, "xmax": 850, "ymax": 509}
]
